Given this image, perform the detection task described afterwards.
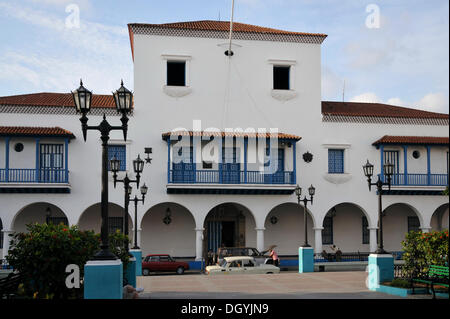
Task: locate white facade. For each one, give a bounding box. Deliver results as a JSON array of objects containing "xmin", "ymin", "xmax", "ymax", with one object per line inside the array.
[{"xmin": 0, "ymin": 21, "xmax": 448, "ymax": 260}]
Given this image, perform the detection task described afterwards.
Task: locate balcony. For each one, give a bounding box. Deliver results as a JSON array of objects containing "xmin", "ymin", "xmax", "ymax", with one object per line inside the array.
[
  {"xmin": 0, "ymin": 126, "xmax": 75, "ymax": 193},
  {"xmin": 163, "ymin": 130, "xmax": 301, "ymax": 195},
  {"xmin": 0, "ymin": 168, "xmax": 69, "ymax": 183},
  {"xmin": 169, "ymin": 170, "xmax": 295, "ymax": 185},
  {"xmin": 380, "ymin": 173, "xmax": 448, "ymax": 187}
]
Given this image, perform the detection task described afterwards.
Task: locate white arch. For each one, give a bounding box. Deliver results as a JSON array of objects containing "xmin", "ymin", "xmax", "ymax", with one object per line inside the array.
[
  {"xmin": 11, "ymin": 202, "xmax": 68, "ymax": 231},
  {"xmin": 265, "ymin": 201, "xmax": 317, "ymax": 229}
]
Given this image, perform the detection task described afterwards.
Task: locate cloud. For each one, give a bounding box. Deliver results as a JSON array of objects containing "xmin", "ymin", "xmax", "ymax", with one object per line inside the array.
[
  {"xmin": 415, "ymin": 93, "xmax": 448, "ymax": 114},
  {"xmin": 349, "ymin": 92, "xmax": 382, "ymax": 104},
  {"xmin": 349, "ymin": 91, "xmax": 449, "ymax": 114},
  {"xmin": 0, "ymin": 1, "xmax": 132, "ymax": 94}
]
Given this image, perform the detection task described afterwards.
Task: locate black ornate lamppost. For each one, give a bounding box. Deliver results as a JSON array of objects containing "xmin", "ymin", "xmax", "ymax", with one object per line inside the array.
[
  {"xmin": 110, "ymin": 154, "xmax": 145, "ymax": 253},
  {"xmin": 295, "ymin": 184, "xmax": 315, "ymax": 247},
  {"xmin": 129, "ymin": 183, "xmax": 148, "ymax": 249},
  {"xmin": 72, "ymin": 80, "xmax": 133, "ymax": 260},
  {"xmin": 362, "ymin": 160, "xmax": 394, "ymax": 254}
]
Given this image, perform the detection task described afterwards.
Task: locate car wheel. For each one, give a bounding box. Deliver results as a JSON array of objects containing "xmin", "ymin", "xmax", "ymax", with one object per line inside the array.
[
  {"xmin": 142, "ymin": 269, "xmax": 150, "ymax": 276},
  {"xmin": 176, "ymin": 267, "xmax": 185, "ymax": 275},
  {"xmin": 266, "ymin": 272, "xmax": 273, "ymax": 274}
]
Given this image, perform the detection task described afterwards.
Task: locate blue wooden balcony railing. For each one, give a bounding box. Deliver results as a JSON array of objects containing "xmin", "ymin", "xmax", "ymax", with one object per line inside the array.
[
  {"xmin": 169, "ymin": 170, "xmax": 295, "ymax": 185},
  {"xmin": 0, "ymin": 168, "xmax": 69, "ymax": 183},
  {"xmin": 379, "ymin": 173, "xmax": 448, "ymax": 186}
]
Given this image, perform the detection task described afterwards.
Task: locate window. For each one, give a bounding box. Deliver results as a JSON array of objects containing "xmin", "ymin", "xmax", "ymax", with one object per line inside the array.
[
  {"xmin": 322, "ymin": 217, "xmax": 333, "ymax": 245},
  {"xmin": 408, "ymin": 216, "xmax": 420, "ymax": 233},
  {"xmin": 108, "ymin": 145, "xmax": 126, "ymax": 171},
  {"xmin": 149, "ymin": 256, "xmax": 160, "ymax": 262},
  {"xmin": 108, "ymin": 217, "xmax": 123, "ymax": 234},
  {"xmin": 40, "ymin": 144, "xmax": 64, "ymax": 169},
  {"xmin": 362, "ymin": 216, "xmax": 369, "ymax": 244},
  {"xmin": 167, "ymin": 61, "xmax": 186, "ymax": 86},
  {"xmin": 273, "ymin": 66, "xmax": 290, "ymax": 90},
  {"xmin": 159, "ymin": 256, "xmax": 170, "ymax": 262},
  {"xmin": 0, "ymin": 218, "xmax": 3, "ymax": 249},
  {"xmin": 328, "ymin": 149, "xmax": 344, "ymax": 174},
  {"xmin": 243, "ymin": 260, "xmax": 255, "ymax": 267}
]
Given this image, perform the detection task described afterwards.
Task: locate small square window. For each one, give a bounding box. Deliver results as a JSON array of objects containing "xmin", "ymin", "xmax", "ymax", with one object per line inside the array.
[
  {"xmin": 108, "ymin": 145, "xmax": 126, "ymax": 171},
  {"xmin": 167, "ymin": 61, "xmax": 186, "ymax": 86},
  {"xmin": 328, "ymin": 149, "xmax": 344, "ymax": 174},
  {"xmin": 273, "ymin": 66, "xmax": 290, "ymax": 90}
]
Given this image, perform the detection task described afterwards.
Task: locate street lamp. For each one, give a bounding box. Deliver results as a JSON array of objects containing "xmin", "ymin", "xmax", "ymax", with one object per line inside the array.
[
  {"xmin": 295, "ymin": 184, "xmax": 315, "ymax": 247},
  {"xmin": 72, "ymin": 79, "xmax": 133, "ymax": 260},
  {"xmin": 363, "ymin": 159, "xmax": 393, "ymax": 254},
  {"xmin": 110, "ymin": 154, "xmax": 145, "ymax": 254},
  {"xmin": 129, "ymin": 183, "xmax": 148, "ymax": 249}
]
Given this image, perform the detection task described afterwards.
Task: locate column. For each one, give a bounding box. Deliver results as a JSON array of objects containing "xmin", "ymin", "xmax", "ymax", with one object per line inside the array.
[
  {"xmin": 167, "ymin": 139, "xmax": 171, "ymax": 183},
  {"xmin": 195, "ymin": 228, "xmax": 204, "ymax": 261},
  {"xmin": 292, "ymin": 142, "xmax": 296, "ymax": 184},
  {"xmin": 380, "ymin": 145, "xmax": 384, "ymax": 182},
  {"xmin": 5, "ymin": 137, "xmax": 10, "ymax": 182},
  {"xmin": 421, "ymin": 227, "xmax": 431, "ymax": 233},
  {"xmin": 403, "ymin": 145, "xmax": 408, "ymax": 185},
  {"xmin": 313, "ymin": 227, "xmax": 324, "ymax": 255},
  {"xmin": 244, "ymin": 137, "xmax": 248, "ymax": 184},
  {"xmin": 255, "ymin": 228, "xmax": 265, "ymax": 252},
  {"xmin": 64, "ymin": 138, "xmax": 69, "ymax": 183},
  {"xmin": 368, "ymin": 227, "xmax": 378, "ymax": 253},
  {"xmin": 35, "ymin": 138, "xmax": 40, "ymax": 182},
  {"xmin": 426, "ymin": 146, "xmax": 431, "ymax": 185},
  {"xmin": 192, "ymin": 135, "xmax": 196, "ymax": 183}
]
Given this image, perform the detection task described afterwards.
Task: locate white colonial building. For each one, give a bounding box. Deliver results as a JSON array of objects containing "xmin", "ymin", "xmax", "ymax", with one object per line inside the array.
[{"xmin": 0, "ymin": 21, "xmax": 448, "ymax": 262}]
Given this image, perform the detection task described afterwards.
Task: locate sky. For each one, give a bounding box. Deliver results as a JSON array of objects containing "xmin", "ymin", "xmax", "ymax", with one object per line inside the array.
[{"xmin": 0, "ymin": 0, "xmax": 448, "ymax": 114}]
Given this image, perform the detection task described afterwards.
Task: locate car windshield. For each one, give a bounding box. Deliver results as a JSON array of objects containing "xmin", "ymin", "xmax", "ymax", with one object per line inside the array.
[{"xmin": 220, "ymin": 260, "xmax": 227, "ymax": 268}]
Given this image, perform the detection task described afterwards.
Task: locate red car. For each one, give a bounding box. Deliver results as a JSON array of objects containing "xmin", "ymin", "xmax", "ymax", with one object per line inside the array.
[{"xmin": 142, "ymin": 254, "xmax": 190, "ymax": 275}]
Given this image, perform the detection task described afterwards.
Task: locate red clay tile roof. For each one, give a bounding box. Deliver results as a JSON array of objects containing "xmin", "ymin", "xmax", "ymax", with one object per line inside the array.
[
  {"xmin": 128, "ymin": 20, "xmax": 327, "ymax": 60},
  {"xmin": 322, "ymin": 101, "xmax": 449, "ymax": 119},
  {"xmin": 0, "ymin": 126, "xmax": 75, "ymax": 139},
  {"xmin": 162, "ymin": 130, "xmax": 301, "ymax": 141},
  {"xmin": 373, "ymin": 135, "xmax": 449, "ymax": 146},
  {"xmin": 129, "ymin": 20, "xmax": 328, "ymax": 37},
  {"xmin": 0, "ymin": 92, "xmax": 115, "ymax": 108}
]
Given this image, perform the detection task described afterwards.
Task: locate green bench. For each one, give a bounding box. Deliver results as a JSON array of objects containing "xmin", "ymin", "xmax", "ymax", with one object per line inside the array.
[{"xmin": 412, "ymin": 265, "xmax": 449, "ymax": 299}]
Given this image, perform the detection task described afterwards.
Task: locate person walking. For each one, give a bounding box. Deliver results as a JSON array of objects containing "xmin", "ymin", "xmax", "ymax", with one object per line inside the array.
[{"xmin": 268, "ymin": 246, "xmax": 280, "ymax": 267}]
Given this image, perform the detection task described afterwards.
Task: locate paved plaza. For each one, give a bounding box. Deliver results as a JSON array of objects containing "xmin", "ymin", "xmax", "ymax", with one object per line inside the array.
[{"xmin": 136, "ymin": 271, "xmax": 428, "ymax": 299}]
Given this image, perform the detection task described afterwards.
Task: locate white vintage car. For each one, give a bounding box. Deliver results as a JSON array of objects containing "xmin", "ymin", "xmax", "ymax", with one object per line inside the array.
[{"xmin": 205, "ymin": 256, "xmax": 280, "ymax": 275}]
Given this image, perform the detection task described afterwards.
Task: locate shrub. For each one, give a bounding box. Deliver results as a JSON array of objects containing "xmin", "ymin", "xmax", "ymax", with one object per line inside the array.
[
  {"xmin": 7, "ymin": 223, "xmax": 131, "ymax": 299},
  {"xmin": 402, "ymin": 229, "xmax": 449, "ymax": 277}
]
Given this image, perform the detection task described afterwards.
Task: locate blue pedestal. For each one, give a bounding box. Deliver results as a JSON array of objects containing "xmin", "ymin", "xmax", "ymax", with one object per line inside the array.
[
  {"xmin": 299, "ymin": 247, "xmax": 314, "ymax": 273},
  {"xmin": 367, "ymin": 254, "xmax": 394, "ymax": 290},
  {"xmin": 129, "ymin": 249, "xmax": 142, "ymax": 276},
  {"xmin": 84, "ymin": 260, "xmax": 123, "ymax": 299},
  {"xmin": 125, "ymin": 257, "xmax": 137, "ymax": 288}
]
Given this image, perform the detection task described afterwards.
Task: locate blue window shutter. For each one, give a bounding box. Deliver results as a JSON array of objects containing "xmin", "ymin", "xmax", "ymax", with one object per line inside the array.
[
  {"xmin": 108, "ymin": 145, "xmax": 126, "ymax": 171},
  {"xmin": 328, "ymin": 149, "xmax": 344, "ymax": 174}
]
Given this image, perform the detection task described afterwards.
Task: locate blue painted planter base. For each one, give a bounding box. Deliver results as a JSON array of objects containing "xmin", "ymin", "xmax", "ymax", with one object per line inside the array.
[
  {"xmin": 299, "ymin": 247, "xmax": 314, "ymax": 273},
  {"xmin": 84, "ymin": 259, "xmax": 123, "ymax": 299},
  {"xmin": 130, "ymin": 250, "xmax": 142, "ymax": 276}
]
